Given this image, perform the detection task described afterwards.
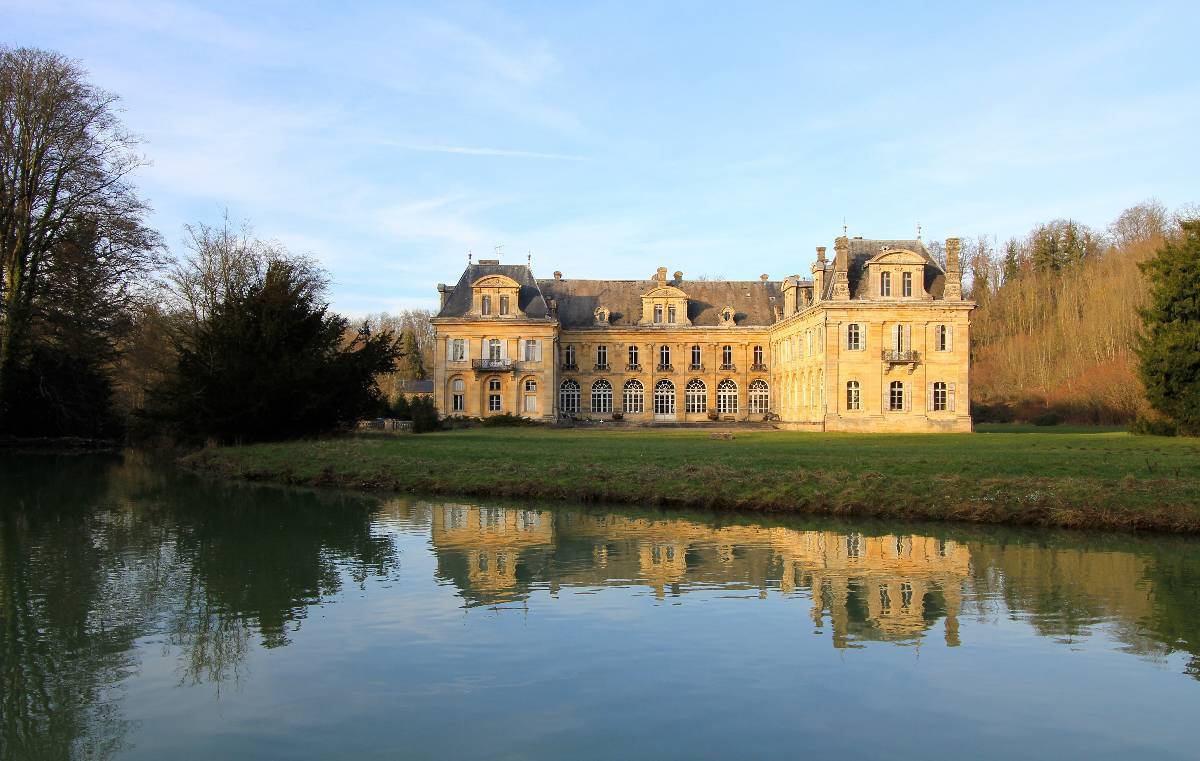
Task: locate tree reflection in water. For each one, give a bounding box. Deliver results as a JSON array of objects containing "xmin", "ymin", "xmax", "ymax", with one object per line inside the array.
[{"xmin": 1, "ymin": 454, "xmax": 1198, "ymax": 759}]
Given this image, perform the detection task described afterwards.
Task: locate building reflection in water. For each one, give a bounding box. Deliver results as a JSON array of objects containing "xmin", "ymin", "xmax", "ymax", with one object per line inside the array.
[{"xmin": 423, "ymin": 503, "xmax": 969, "ymax": 648}]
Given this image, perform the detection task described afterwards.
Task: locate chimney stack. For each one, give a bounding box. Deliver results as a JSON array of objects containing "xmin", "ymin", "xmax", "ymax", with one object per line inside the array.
[
  {"xmin": 944, "ymin": 237, "xmax": 963, "ymax": 301},
  {"xmin": 553, "ymin": 270, "xmax": 562, "ymax": 280}
]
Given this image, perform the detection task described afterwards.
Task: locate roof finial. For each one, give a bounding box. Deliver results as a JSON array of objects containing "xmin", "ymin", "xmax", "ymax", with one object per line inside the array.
[
  {"xmin": 527, "ymin": 249, "xmax": 532, "ymax": 268},
  {"xmin": 916, "ymin": 221, "xmax": 922, "ymax": 240},
  {"xmin": 467, "ymin": 249, "xmax": 472, "ymax": 264},
  {"xmin": 842, "ymin": 217, "xmax": 848, "ymax": 237}
]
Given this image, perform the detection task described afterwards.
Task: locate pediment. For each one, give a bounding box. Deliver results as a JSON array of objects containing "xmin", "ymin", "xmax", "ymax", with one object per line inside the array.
[
  {"xmin": 642, "ymin": 285, "xmax": 688, "ymax": 299},
  {"xmin": 868, "ymin": 249, "xmax": 926, "ymax": 265},
  {"xmin": 472, "ymin": 274, "xmax": 521, "ymax": 289}
]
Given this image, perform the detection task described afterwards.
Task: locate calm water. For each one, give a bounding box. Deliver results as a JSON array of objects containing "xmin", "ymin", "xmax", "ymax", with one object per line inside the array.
[{"xmin": 2, "ymin": 454, "xmax": 1199, "ymax": 760}]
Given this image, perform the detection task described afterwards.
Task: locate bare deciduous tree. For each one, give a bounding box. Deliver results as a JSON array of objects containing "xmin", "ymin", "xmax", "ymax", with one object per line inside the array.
[{"xmin": 0, "ymin": 46, "xmax": 154, "ymax": 424}]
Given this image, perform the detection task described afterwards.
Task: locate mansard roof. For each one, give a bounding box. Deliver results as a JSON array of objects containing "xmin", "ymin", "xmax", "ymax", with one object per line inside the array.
[
  {"xmin": 537, "ymin": 277, "xmax": 782, "ymax": 328},
  {"xmin": 828, "ymin": 238, "xmax": 947, "ymax": 300},
  {"xmin": 436, "ymin": 263, "xmax": 550, "ymax": 319}
]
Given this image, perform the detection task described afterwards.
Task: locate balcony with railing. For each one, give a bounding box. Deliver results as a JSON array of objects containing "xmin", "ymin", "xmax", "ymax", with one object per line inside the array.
[
  {"xmin": 881, "ymin": 350, "xmax": 921, "ymax": 364},
  {"xmin": 688, "ymin": 363, "xmax": 704, "ymax": 372},
  {"xmin": 561, "ymin": 362, "xmax": 578, "ymax": 371},
  {"xmin": 656, "ymin": 364, "xmax": 674, "ymax": 373},
  {"xmin": 594, "ymin": 363, "xmax": 610, "ymax": 372},
  {"xmin": 625, "ymin": 363, "xmax": 642, "ymax": 372},
  {"xmin": 472, "ymin": 358, "xmax": 518, "ymax": 372},
  {"xmin": 750, "ymin": 363, "xmax": 768, "ymax": 372},
  {"xmin": 719, "ymin": 363, "xmax": 737, "ymax": 371}
]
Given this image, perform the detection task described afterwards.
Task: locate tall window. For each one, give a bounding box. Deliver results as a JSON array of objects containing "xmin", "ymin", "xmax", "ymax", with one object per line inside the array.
[
  {"xmin": 524, "ymin": 339, "xmax": 538, "ymax": 362},
  {"xmin": 451, "ymin": 338, "xmax": 466, "ymax": 361},
  {"xmin": 653, "ymin": 380, "xmax": 675, "ymax": 415},
  {"xmin": 749, "ymin": 379, "xmax": 769, "ymax": 414},
  {"xmin": 591, "ymin": 379, "xmax": 613, "ymax": 413},
  {"xmin": 564, "ymin": 344, "xmax": 576, "ymax": 367},
  {"xmin": 932, "ymin": 381, "xmax": 948, "ymax": 411},
  {"xmin": 452, "ymin": 378, "xmax": 465, "ymax": 412},
  {"xmin": 685, "ymin": 379, "xmax": 707, "ymax": 413},
  {"xmin": 902, "ymin": 271, "xmax": 913, "ymax": 297},
  {"xmin": 488, "ymin": 338, "xmax": 502, "ymax": 361},
  {"xmin": 846, "ymin": 380, "xmax": 860, "ymax": 411},
  {"xmin": 524, "ymin": 379, "xmax": 538, "ymax": 413},
  {"xmin": 623, "ymin": 379, "xmax": 644, "ymax": 413},
  {"xmin": 717, "ymin": 379, "xmax": 738, "ymax": 414},
  {"xmin": 499, "ymin": 295, "xmax": 510, "ymax": 315},
  {"xmin": 654, "ymin": 304, "xmax": 663, "ymax": 323},
  {"xmin": 659, "ymin": 345, "xmax": 671, "ymax": 368},
  {"xmin": 488, "ymin": 377, "xmax": 502, "ymax": 412},
  {"xmin": 668, "ymin": 305, "xmax": 676, "ymax": 323},
  {"xmin": 596, "ymin": 344, "xmax": 608, "ymax": 368},
  {"xmin": 752, "ymin": 345, "xmax": 764, "ymax": 366},
  {"xmin": 936, "ymin": 324, "xmax": 951, "ymax": 351},
  {"xmin": 847, "ymin": 323, "xmax": 862, "ymax": 351},
  {"xmin": 722, "ymin": 345, "xmax": 733, "ymax": 367},
  {"xmin": 888, "ymin": 380, "xmax": 905, "ymax": 411},
  {"xmin": 628, "ymin": 345, "xmax": 639, "ymax": 367},
  {"xmin": 892, "ymin": 324, "xmax": 906, "ymax": 352},
  {"xmin": 559, "ymin": 380, "xmax": 580, "ymax": 414},
  {"xmin": 481, "ymin": 295, "xmax": 492, "ymax": 315},
  {"xmin": 880, "ymin": 271, "xmax": 891, "ymax": 297},
  {"xmin": 691, "ymin": 345, "xmax": 701, "ymax": 368}
]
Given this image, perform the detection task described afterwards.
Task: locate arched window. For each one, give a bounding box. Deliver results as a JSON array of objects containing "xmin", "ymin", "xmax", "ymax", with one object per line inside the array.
[
  {"xmin": 752, "ymin": 345, "xmax": 764, "ymax": 367},
  {"xmin": 880, "ymin": 271, "xmax": 891, "ymax": 297},
  {"xmin": 564, "ymin": 344, "xmax": 576, "ymax": 368},
  {"xmin": 591, "ymin": 379, "xmax": 613, "ymax": 413},
  {"xmin": 691, "ymin": 344, "xmax": 701, "ymax": 368},
  {"xmin": 523, "ymin": 378, "xmax": 538, "ymax": 413},
  {"xmin": 846, "ymin": 323, "xmax": 862, "ymax": 351},
  {"xmin": 749, "ymin": 379, "xmax": 769, "ymax": 414},
  {"xmin": 717, "ymin": 379, "xmax": 738, "ymax": 414},
  {"xmin": 559, "ymin": 380, "xmax": 580, "ymax": 414},
  {"xmin": 487, "ymin": 377, "xmax": 502, "ymax": 412},
  {"xmin": 721, "ymin": 345, "xmax": 733, "ymax": 368},
  {"xmin": 628, "ymin": 345, "xmax": 639, "ymax": 368},
  {"xmin": 685, "ymin": 379, "xmax": 707, "ymax": 413},
  {"xmin": 888, "ymin": 380, "xmax": 905, "ymax": 411},
  {"xmin": 932, "ymin": 381, "xmax": 948, "ymax": 411},
  {"xmin": 846, "ymin": 380, "xmax": 861, "ymax": 411},
  {"xmin": 451, "ymin": 377, "xmax": 465, "ymax": 412},
  {"xmin": 623, "ymin": 379, "xmax": 644, "ymax": 413},
  {"xmin": 653, "ymin": 380, "xmax": 675, "ymax": 415},
  {"xmin": 658, "ymin": 345, "xmax": 671, "ymax": 369}
]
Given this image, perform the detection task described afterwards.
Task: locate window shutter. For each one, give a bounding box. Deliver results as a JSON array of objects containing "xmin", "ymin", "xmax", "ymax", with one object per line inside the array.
[
  {"xmin": 904, "ymin": 384, "xmax": 911, "ymax": 412},
  {"xmin": 461, "ymin": 338, "xmax": 470, "ymax": 360},
  {"xmin": 949, "ymin": 383, "xmax": 957, "ymax": 412},
  {"xmin": 927, "ymin": 383, "xmax": 934, "ymax": 412},
  {"xmin": 535, "ymin": 340, "xmax": 543, "ymax": 363},
  {"xmin": 904, "ymin": 324, "xmax": 911, "ymax": 352},
  {"xmin": 947, "ymin": 326, "xmax": 954, "ymax": 352},
  {"xmin": 500, "ymin": 339, "xmax": 508, "ymax": 361},
  {"xmin": 445, "ymin": 335, "xmax": 453, "ymax": 361}
]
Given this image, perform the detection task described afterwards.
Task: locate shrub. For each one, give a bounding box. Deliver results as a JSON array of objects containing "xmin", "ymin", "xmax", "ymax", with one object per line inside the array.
[
  {"xmin": 409, "ymin": 396, "xmax": 440, "ymax": 433},
  {"xmin": 611, "ymin": 412, "xmax": 623, "ymax": 421},
  {"xmin": 971, "ymin": 401, "xmax": 1015, "ymax": 423},
  {"xmin": 480, "ymin": 413, "xmax": 541, "ymax": 428},
  {"xmin": 1033, "ymin": 412, "xmax": 1062, "ymax": 426},
  {"xmin": 1129, "ymin": 414, "xmax": 1178, "ymax": 437},
  {"xmin": 390, "ymin": 394, "xmax": 412, "ymax": 420}
]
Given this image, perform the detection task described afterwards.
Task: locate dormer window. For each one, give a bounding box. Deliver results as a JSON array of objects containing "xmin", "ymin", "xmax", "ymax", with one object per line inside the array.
[
  {"xmin": 471, "ymin": 274, "xmax": 521, "ymax": 318},
  {"xmin": 667, "ymin": 305, "xmax": 676, "ymax": 323},
  {"xmin": 481, "ymin": 295, "xmax": 492, "ymax": 315},
  {"xmin": 902, "ymin": 272, "xmax": 913, "ymax": 298},
  {"xmin": 499, "ymin": 295, "xmax": 510, "ymax": 315},
  {"xmin": 595, "ymin": 306, "xmax": 610, "ymax": 324},
  {"xmin": 654, "ymin": 304, "xmax": 663, "ymax": 323},
  {"xmin": 880, "ymin": 272, "xmax": 891, "ymax": 297}
]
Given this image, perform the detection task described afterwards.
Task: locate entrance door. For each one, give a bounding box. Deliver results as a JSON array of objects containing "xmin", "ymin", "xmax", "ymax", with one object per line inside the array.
[{"xmin": 653, "ymin": 380, "xmax": 676, "ymax": 421}]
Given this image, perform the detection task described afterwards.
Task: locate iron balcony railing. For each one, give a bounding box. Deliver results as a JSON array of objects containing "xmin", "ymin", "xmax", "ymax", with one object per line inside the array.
[
  {"xmin": 594, "ymin": 363, "xmax": 610, "ymax": 371},
  {"xmin": 656, "ymin": 363, "xmax": 674, "ymax": 372},
  {"xmin": 625, "ymin": 363, "xmax": 642, "ymax": 372},
  {"xmin": 472, "ymin": 358, "xmax": 517, "ymax": 371},
  {"xmin": 719, "ymin": 363, "xmax": 737, "ymax": 371},
  {"xmin": 688, "ymin": 363, "xmax": 704, "ymax": 371},
  {"xmin": 750, "ymin": 363, "xmax": 768, "ymax": 372},
  {"xmin": 881, "ymin": 350, "xmax": 921, "ymax": 364},
  {"xmin": 561, "ymin": 362, "xmax": 578, "ymax": 371}
]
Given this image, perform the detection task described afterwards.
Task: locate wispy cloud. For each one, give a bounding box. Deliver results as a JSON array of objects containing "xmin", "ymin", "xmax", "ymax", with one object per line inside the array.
[{"xmin": 379, "ymin": 140, "xmax": 587, "ymax": 161}]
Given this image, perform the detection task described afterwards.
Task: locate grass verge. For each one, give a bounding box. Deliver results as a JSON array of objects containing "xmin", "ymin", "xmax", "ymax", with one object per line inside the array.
[{"xmin": 182, "ymin": 427, "xmax": 1200, "ymax": 534}]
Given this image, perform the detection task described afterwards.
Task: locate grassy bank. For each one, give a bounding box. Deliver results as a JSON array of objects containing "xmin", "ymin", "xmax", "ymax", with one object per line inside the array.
[{"xmin": 183, "ymin": 427, "xmax": 1200, "ymax": 534}]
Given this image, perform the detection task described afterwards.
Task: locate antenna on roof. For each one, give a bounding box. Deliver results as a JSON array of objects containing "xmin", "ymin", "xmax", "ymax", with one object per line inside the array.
[
  {"xmin": 494, "ymin": 243, "xmax": 504, "ymax": 258},
  {"xmin": 916, "ymin": 221, "xmax": 922, "ymax": 240},
  {"xmin": 842, "ymin": 218, "xmax": 848, "ymax": 237},
  {"xmin": 527, "ymin": 250, "xmax": 532, "ymax": 268},
  {"xmin": 467, "ymin": 249, "xmax": 472, "ymax": 264}
]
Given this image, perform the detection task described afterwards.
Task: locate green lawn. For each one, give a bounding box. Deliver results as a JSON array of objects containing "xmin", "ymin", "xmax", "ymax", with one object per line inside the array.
[{"xmin": 185, "ymin": 427, "xmax": 1200, "ymax": 533}]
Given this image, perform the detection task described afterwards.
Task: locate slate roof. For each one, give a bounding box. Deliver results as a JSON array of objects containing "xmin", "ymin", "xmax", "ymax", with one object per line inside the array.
[
  {"xmin": 536, "ymin": 278, "xmax": 783, "ymax": 328},
  {"xmin": 436, "ymin": 263, "xmax": 550, "ymax": 320},
  {"xmin": 833, "ymin": 238, "xmax": 946, "ymax": 300}
]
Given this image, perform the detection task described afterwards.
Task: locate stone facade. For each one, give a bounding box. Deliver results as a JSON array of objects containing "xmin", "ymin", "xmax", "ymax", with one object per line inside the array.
[{"xmin": 431, "ymin": 235, "xmax": 974, "ymax": 432}]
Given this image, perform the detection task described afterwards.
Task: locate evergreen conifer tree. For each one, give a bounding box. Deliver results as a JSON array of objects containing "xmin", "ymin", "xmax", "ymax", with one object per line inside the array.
[{"xmin": 1137, "ymin": 220, "xmax": 1200, "ymax": 435}]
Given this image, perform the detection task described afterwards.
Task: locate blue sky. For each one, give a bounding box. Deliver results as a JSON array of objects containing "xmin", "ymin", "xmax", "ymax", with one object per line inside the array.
[{"xmin": 6, "ymin": 1, "xmax": 1198, "ymax": 314}]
